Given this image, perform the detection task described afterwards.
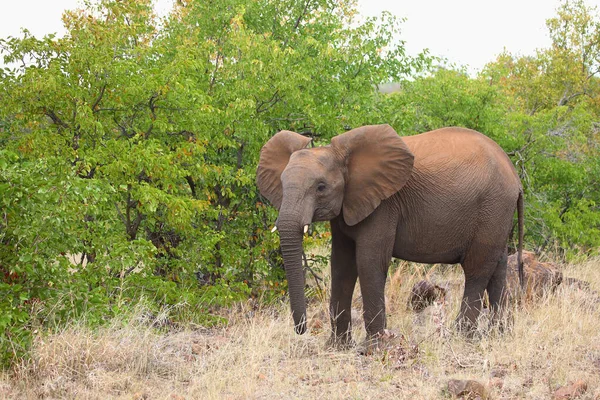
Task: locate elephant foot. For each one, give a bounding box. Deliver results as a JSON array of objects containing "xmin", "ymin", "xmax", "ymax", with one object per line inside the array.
[
  {"xmin": 488, "ymin": 309, "xmax": 513, "ymax": 335},
  {"xmin": 360, "ymin": 329, "xmax": 408, "ymax": 356},
  {"xmin": 455, "ymin": 312, "xmax": 501, "ymax": 339},
  {"xmin": 325, "ymin": 333, "xmax": 355, "ymax": 350},
  {"xmin": 455, "ymin": 316, "xmax": 476, "ymax": 334},
  {"xmin": 455, "ymin": 305, "xmax": 486, "ymax": 337},
  {"xmin": 455, "ymin": 306, "xmax": 512, "ymax": 338},
  {"xmin": 454, "ymin": 317, "xmax": 480, "ymax": 339}
]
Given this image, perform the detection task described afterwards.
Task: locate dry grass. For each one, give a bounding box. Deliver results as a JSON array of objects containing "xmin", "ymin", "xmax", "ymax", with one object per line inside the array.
[{"xmin": 2, "ymin": 258, "xmax": 600, "ymax": 399}]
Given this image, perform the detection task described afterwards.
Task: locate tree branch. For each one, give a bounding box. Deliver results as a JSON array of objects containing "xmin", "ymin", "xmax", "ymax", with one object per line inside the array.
[
  {"xmin": 92, "ymin": 83, "xmax": 107, "ymax": 112},
  {"xmin": 255, "ymin": 89, "xmax": 281, "ymax": 113},
  {"xmin": 282, "ymin": 0, "xmax": 311, "ymax": 48},
  {"xmin": 44, "ymin": 109, "xmax": 69, "ymax": 129},
  {"xmin": 186, "ymin": 175, "xmax": 197, "ymax": 198},
  {"xmin": 557, "ymin": 90, "xmax": 585, "ymax": 106},
  {"xmin": 302, "ymin": 251, "xmax": 324, "ymax": 294}
]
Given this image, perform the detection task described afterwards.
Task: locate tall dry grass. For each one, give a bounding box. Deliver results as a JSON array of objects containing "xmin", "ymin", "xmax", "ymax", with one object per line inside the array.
[{"xmin": 2, "ymin": 258, "xmax": 600, "ymax": 399}]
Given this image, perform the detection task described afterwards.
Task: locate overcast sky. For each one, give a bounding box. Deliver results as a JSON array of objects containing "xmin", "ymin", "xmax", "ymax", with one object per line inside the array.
[{"xmin": 1, "ymin": 0, "xmax": 600, "ymax": 73}]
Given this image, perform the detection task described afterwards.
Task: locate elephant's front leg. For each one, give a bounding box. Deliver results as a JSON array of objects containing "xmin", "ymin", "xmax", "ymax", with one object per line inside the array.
[
  {"xmin": 356, "ymin": 240, "xmax": 393, "ymax": 350},
  {"xmin": 327, "ymin": 221, "xmax": 357, "ymax": 349}
]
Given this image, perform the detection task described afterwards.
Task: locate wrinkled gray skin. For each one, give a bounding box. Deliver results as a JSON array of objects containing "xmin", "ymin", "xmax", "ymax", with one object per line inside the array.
[{"xmin": 257, "ymin": 124, "xmax": 523, "ymax": 347}]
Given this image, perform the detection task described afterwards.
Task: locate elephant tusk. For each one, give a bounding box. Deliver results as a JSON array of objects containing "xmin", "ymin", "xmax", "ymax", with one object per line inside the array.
[
  {"xmin": 271, "ymin": 226, "xmax": 277, "ymax": 232},
  {"xmin": 304, "ymin": 225, "xmax": 309, "ymax": 234}
]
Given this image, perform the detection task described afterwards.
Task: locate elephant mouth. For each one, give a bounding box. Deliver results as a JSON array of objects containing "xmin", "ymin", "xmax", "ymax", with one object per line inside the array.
[{"xmin": 271, "ymin": 222, "xmax": 310, "ymax": 234}]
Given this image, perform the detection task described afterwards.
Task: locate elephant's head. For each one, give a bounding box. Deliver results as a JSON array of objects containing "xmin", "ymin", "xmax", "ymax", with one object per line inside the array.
[{"xmin": 256, "ymin": 124, "xmax": 414, "ymax": 334}]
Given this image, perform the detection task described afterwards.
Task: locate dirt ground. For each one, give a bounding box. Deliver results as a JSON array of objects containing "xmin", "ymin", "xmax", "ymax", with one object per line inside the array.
[{"xmin": 2, "ymin": 258, "xmax": 600, "ymax": 399}]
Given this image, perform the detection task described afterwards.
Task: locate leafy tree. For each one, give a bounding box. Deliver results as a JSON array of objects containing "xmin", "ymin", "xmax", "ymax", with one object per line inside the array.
[
  {"xmin": 481, "ymin": 1, "xmax": 600, "ymax": 257},
  {"xmin": 385, "ymin": 0, "xmax": 600, "ymax": 258},
  {"xmin": 377, "ymin": 68, "xmax": 505, "ymax": 141},
  {"xmin": 0, "ymin": 0, "xmax": 425, "ymax": 364}
]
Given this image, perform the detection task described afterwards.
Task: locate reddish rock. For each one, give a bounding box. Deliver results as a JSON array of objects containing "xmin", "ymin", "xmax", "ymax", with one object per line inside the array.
[
  {"xmin": 553, "ymin": 380, "xmax": 587, "ymax": 399},
  {"xmin": 563, "ymin": 277, "xmax": 591, "ymax": 290},
  {"xmin": 488, "ymin": 377, "xmax": 504, "ymax": 390},
  {"xmin": 408, "ymin": 280, "xmax": 447, "ymax": 311},
  {"xmin": 447, "ymin": 379, "xmax": 487, "ymax": 399},
  {"xmin": 506, "ymin": 251, "xmax": 562, "ymax": 300},
  {"xmin": 489, "ymin": 366, "xmax": 508, "ymax": 379}
]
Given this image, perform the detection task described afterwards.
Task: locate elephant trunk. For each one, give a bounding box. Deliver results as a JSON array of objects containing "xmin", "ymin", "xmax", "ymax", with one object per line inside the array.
[{"xmin": 277, "ymin": 214, "xmax": 309, "ymax": 335}]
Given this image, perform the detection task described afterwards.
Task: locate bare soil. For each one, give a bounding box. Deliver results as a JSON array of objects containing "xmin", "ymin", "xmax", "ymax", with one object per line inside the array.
[{"xmin": 2, "ymin": 258, "xmax": 600, "ymax": 399}]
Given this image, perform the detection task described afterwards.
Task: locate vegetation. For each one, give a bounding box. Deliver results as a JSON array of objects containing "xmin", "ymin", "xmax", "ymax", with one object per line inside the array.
[
  {"xmin": 0, "ymin": 0, "xmax": 599, "ymax": 369},
  {"xmin": 0, "ymin": 0, "xmax": 426, "ymax": 364},
  {"xmin": 2, "ymin": 258, "xmax": 600, "ymax": 399},
  {"xmin": 378, "ymin": 1, "xmax": 600, "ymax": 256}
]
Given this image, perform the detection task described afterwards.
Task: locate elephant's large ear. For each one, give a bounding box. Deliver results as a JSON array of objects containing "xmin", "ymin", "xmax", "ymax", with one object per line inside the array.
[
  {"xmin": 331, "ymin": 124, "xmax": 414, "ymax": 226},
  {"xmin": 257, "ymin": 130, "xmax": 312, "ymax": 209}
]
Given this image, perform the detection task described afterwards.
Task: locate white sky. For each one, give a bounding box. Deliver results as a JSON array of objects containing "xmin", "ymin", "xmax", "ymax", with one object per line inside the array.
[{"xmin": 1, "ymin": 0, "xmax": 600, "ymax": 73}]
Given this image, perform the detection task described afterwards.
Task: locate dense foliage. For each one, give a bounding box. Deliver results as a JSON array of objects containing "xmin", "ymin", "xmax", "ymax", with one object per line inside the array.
[
  {"xmin": 378, "ymin": 0, "xmax": 600, "ymax": 257},
  {"xmin": 0, "ymin": 0, "xmax": 426, "ymax": 364},
  {"xmin": 1, "ymin": 0, "xmax": 599, "ymax": 366}
]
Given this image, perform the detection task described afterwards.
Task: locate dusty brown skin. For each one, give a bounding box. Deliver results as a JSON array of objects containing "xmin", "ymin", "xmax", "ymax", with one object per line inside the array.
[{"xmin": 257, "ymin": 125, "xmax": 523, "ymax": 345}]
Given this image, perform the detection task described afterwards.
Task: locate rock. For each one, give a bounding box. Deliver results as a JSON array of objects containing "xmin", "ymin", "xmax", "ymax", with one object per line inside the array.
[
  {"xmin": 361, "ymin": 329, "xmax": 419, "ymax": 369},
  {"xmin": 447, "ymin": 379, "xmax": 487, "ymax": 399},
  {"xmin": 562, "ymin": 277, "xmax": 591, "ymax": 290},
  {"xmin": 408, "ymin": 280, "xmax": 447, "ymax": 311},
  {"xmin": 488, "ymin": 377, "xmax": 504, "ymax": 390},
  {"xmin": 562, "ymin": 277, "xmax": 600, "ymax": 306},
  {"xmin": 506, "ymin": 251, "xmax": 562, "ymax": 300},
  {"xmin": 310, "ymin": 317, "xmax": 324, "ymax": 334},
  {"xmin": 522, "ymin": 376, "xmax": 534, "ymax": 388},
  {"xmin": 553, "ymin": 380, "xmax": 587, "ymax": 399},
  {"xmin": 489, "ymin": 366, "xmax": 508, "ymax": 379}
]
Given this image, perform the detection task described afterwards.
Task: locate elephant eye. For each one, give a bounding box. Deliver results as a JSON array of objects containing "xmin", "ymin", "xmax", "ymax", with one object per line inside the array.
[{"xmin": 317, "ymin": 182, "xmax": 327, "ymax": 192}]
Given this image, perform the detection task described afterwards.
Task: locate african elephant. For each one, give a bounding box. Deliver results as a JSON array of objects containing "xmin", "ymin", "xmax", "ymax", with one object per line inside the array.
[{"xmin": 256, "ymin": 124, "xmax": 523, "ymax": 346}]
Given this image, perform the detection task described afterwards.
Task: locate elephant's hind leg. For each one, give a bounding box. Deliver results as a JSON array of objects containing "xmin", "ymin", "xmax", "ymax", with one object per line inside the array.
[
  {"xmin": 458, "ymin": 246, "xmax": 505, "ymax": 333},
  {"xmin": 486, "ymin": 248, "xmax": 509, "ymax": 329},
  {"xmin": 457, "ymin": 274, "xmax": 490, "ymax": 334}
]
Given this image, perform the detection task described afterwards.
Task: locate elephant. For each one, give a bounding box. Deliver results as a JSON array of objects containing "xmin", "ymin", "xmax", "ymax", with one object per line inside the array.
[{"xmin": 256, "ymin": 124, "xmax": 523, "ymax": 346}]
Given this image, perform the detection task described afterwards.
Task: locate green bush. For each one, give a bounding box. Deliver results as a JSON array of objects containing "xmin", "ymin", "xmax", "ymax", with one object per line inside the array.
[{"xmin": 0, "ymin": 0, "xmax": 426, "ymax": 365}]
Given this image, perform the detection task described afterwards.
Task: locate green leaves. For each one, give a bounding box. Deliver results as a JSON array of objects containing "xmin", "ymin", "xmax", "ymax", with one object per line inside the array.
[
  {"xmin": 1, "ymin": 0, "xmax": 597, "ymax": 368},
  {"xmin": 378, "ymin": 1, "xmax": 600, "ymax": 260},
  {"xmin": 0, "ymin": 0, "xmax": 426, "ymax": 365}
]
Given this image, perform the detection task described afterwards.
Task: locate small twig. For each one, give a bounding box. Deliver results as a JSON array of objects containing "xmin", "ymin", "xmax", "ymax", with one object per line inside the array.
[
  {"xmin": 442, "ymin": 327, "xmax": 477, "ymax": 369},
  {"xmin": 414, "ymin": 326, "xmax": 443, "ymax": 348},
  {"xmin": 91, "ymin": 83, "xmax": 107, "ymax": 111},
  {"xmin": 302, "ymin": 251, "xmax": 324, "ymax": 293}
]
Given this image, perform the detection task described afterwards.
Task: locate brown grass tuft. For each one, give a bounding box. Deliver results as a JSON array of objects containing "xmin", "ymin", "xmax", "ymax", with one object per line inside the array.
[{"xmin": 2, "ymin": 258, "xmax": 600, "ymax": 399}]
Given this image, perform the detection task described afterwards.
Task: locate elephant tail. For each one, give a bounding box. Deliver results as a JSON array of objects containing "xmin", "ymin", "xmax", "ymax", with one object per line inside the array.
[{"xmin": 517, "ymin": 189, "xmax": 524, "ymax": 289}]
